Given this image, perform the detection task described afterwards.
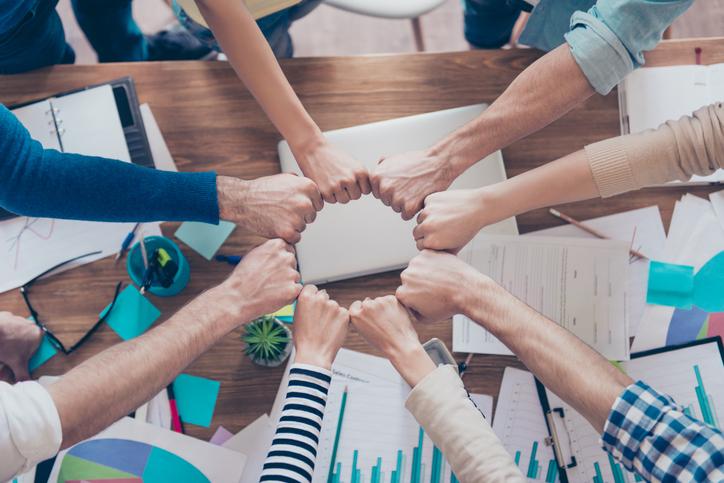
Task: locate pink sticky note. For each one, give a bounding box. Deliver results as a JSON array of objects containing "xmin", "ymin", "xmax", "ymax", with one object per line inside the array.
[{"xmin": 209, "ymin": 425, "xmax": 234, "ymax": 445}]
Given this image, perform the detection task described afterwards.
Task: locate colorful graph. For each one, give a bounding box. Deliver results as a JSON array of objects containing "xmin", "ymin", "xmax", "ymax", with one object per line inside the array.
[
  {"xmin": 57, "ymin": 438, "xmax": 210, "ymax": 482},
  {"xmin": 511, "ymin": 441, "xmax": 557, "ymax": 483},
  {"xmin": 328, "ymin": 428, "xmax": 457, "ymax": 483},
  {"xmin": 665, "ymin": 307, "xmax": 724, "ymax": 346}
]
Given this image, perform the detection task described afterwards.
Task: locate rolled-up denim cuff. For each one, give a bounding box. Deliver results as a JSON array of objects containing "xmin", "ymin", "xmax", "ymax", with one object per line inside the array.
[{"xmin": 564, "ymin": 11, "xmax": 634, "ymax": 95}]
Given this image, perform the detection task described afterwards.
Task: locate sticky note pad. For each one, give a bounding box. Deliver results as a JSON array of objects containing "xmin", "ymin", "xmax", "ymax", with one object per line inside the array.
[
  {"xmin": 647, "ymin": 260, "xmax": 694, "ymax": 309},
  {"xmin": 101, "ymin": 285, "xmax": 161, "ymax": 340},
  {"xmin": 29, "ymin": 334, "xmax": 59, "ymax": 372},
  {"xmin": 173, "ymin": 373, "xmax": 220, "ymax": 427},
  {"xmin": 209, "ymin": 426, "xmax": 234, "ymax": 446},
  {"xmin": 175, "ymin": 221, "xmax": 236, "ymax": 261}
]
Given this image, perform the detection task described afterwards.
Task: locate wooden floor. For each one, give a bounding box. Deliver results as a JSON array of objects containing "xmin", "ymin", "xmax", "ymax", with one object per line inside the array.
[{"xmin": 57, "ymin": 0, "xmax": 724, "ymax": 62}]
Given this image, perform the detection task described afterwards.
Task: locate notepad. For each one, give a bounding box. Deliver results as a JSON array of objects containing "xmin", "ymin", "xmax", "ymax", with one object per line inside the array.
[
  {"xmin": 12, "ymin": 85, "xmax": 131, "ymax": 162},
  {"xmin": 174, "ymin": 221, "xmax": 236, "ymax": 260},
  {"xmin": 101, "ymin": 285, "xmax": 161, "ymax": 340},
  {"xmin": 618, "ymin": 63, "xmax": 724, "ymax": 183},
  {"xmin": 172, "ymin": 374, "xmax": 220, "ymax": 427}
]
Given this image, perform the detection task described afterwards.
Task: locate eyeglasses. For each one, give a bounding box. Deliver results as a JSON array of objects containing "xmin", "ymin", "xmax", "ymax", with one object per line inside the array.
[{"xmin": 20, "ymin": 251, "xmax": 123, "ymax": 355}]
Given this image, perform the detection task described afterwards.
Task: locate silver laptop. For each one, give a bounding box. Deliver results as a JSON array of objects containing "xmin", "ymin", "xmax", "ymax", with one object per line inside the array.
[{"xmin": 278, "ymin": 104, "xmax": 519, "ymax": 284}]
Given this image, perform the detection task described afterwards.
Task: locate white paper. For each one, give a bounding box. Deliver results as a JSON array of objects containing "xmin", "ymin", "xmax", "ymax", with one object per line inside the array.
[
  {"xmin": 710, "ymin": 189, "xmax": 724, "ymax": 232},
  {"xmin": 546, "ymin": 340, "xmax": 723, "ymax": 483},
  {"xmin": 141, "ymin": 103, "xmax": 178, "ymax": 172},
  {"xmin": 0, "ymin": 218, "xmax": 161, "ymax": 293},
  {"xmin": 48, "ymin": 417, "xmax": 245, "ymax": 482},
  {"xmin": 453, "ymin": 234, "xmax": 630, "ymax": 360},
  {"xmin": 11, "ymin": 100, "xmax": 61, "ymax": 151},
  {"xmin": 491, "ymin": 367, "xmax": 557, "ymax": 481},
  {"xmin": 223, "ymin": 414, "xmax": 274, "ymax": 483},
  {"xmin": 469, "ymin": 393, "xmax": 494, "ymax": 422},
  {"xmin": 526, "ymin": 206, "xmax": 666, "ymax": 337},
  {"xmin": 51, "ymin": 85, "xmax": 131, "ymax": 162}
]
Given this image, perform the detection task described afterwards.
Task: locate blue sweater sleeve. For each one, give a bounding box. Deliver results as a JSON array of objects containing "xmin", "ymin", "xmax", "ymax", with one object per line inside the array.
[{"xmin": 0, "ymin": 104, "xmax": 219, "ymax": 223}]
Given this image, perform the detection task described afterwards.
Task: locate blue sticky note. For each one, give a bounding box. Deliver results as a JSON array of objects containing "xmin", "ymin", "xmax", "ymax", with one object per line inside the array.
[
  {"xmin": 101, "ymin": 285, "xmax": 161, "ymax": 340},
  {"xmin": 172, "ymin": 373, "xmax": 220, "ymax": 427},
  {"xmin": 29, "ymin": 334, "xmax": 59, "ymax": 372},
  {"xmin": 647, "ymin": 260, "xmax": 695, "ymax": 309},
  {"xmin": 175, "ymin": 221, "xmax": 236, "ymax": 261},
  {"xmin": 693, "ymin": 250, "xmax": 724, "ymax": 312}
]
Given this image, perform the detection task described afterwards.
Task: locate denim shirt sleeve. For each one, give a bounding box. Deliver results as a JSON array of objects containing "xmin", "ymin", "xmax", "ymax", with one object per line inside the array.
[{"xmin": 564, "ymin": 0, "xmax": 693, "ymax": 95}]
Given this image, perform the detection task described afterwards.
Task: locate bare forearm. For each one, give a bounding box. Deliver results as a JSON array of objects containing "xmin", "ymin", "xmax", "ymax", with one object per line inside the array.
[
  {"xmin": 476, "ymin": 148, "xmax": 598, "ymax": 227},
  {"xmin": 431, "ymin": 45, "xmax": 594, "ymax": 176},
  {"xmin": 196, "ymin": 0, "xmax": 321, "ymax": 150},
  {"xmin": 49, "ymin": 286, "xmax": 244, "ymax": 447},
  {"xmin": 463, "ymin": 275, "xmax": 631, "ymax": 431}
]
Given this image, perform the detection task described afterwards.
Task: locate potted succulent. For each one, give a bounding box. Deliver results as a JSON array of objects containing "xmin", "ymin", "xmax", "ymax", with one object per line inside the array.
[{"xmin": 242, "ymin": 315, "xmax": 292, "ymax": 367}]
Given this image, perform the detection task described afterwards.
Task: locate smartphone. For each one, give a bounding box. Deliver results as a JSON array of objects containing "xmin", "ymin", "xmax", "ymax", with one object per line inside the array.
[{"xmin": 422, "ymin": 338, "xmax": 458, "ymax": 372}]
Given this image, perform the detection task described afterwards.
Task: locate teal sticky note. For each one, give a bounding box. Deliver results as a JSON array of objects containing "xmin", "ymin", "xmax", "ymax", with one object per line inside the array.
[
  {"xmin": 101, "ymin": 285, "xmax": 161, "ymax": 340},
  {"xmin": 174, "ymin": 221, "xmax": 236, "ymax": 261},
  {"xmin": 647, "ymin": 260, "xmax": 695, "ymax": 309},
  {"xmin": 172, "ymin": 373, "xmax": 220, "ymax": 427},
  {"xmin": 693, "ymin": 250, "xmax": 724, "ymax": 312},
  {"xmin": 28, "ymin": 334, "xmax": 58, "ymax": 372}
]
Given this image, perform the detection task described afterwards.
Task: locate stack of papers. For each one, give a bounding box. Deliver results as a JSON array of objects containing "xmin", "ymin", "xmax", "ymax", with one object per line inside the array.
[
  {"xmin": 633, "ymin": 193, "xmax": 724, "ymax": 352},
  {"xmin": 453, "ymin": 233, "xmax": 631, "ymax": 360},
  {"xmin": 529, "ymin": 206, "xmax": 666, "ymax": 337}
]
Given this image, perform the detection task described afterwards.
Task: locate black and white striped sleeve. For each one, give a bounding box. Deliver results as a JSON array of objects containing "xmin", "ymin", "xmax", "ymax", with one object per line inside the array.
[{"xmin": 260, "ymin": 363, "xmax": 331, "ymax": 483}]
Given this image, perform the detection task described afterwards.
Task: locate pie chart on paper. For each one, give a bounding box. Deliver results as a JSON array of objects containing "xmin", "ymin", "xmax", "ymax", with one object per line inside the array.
[{"xmin": 57, "ymin": 438, "xmax": 210, "ymax": 483}]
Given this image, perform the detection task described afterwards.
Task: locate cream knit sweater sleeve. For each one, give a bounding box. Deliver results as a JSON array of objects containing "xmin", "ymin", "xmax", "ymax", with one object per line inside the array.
[
  {"xmin": 405, "ymin": 365, "xmax": 525, "ymax": 483},
  {"xmin": 585, "ymin": 103, "xmax": 724, "ymax": 197}
]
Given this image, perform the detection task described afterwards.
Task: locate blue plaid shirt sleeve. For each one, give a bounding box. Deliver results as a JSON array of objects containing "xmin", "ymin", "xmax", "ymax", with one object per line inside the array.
[{"xmin": 601, "ymin": 381, "xmax": 724, "ymax": 482}]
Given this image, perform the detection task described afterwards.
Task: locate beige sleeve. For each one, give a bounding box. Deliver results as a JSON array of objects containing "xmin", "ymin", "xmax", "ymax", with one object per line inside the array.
[
  {"xmin": 405, "ymin": 365, "xmax": 525, "ymax": 483},
  {"xmin": 585, "ymin": 103, "xmax": 724, "ymax": 197}
]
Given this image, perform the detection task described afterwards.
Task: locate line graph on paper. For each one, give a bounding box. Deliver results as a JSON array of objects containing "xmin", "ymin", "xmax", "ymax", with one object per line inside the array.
[{"xmin": 6, "ymin": 218, "xmax": 56, "ymax": 270}]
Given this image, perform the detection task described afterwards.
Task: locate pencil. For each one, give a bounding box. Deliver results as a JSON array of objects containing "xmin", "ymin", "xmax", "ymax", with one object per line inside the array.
[
  {"xmin": 327, "ymin": 386, "xmax": 348, "ymax": 483},
  {"xmin": 114, "ymin": 222, "xmax": 141, "ymax": 264},
  {"xmin": 549, "ymin": 208, "xmax": 648, "ymax": 260}
]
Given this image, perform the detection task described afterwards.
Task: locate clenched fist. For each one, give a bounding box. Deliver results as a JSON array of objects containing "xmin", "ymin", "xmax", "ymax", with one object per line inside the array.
[
  {"xmin": 219, "ymin": 239, "xmax": 302, "ymax": 322},
  {"xmin": 370, "ymin": 150, "xmax": 455, "ymax": 221},
  {"xmin": 293, "ymin": 285, "xmax": 349, "ymax": 369},
  {"xmin": 218, "ymin": 174, "xmax": 323, "ymax": 244},
  {"xmin": 396, "ymin": 250, "xmax": 487, "ymax": 323}
]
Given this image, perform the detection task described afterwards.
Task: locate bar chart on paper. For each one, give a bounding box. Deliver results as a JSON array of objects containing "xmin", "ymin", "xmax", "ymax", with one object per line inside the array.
[
  {"xmin": 492, "ymin": 368, "xmax": 558, "ymax": 483},
  {"xmin": 317, "ymin": 382, "xmax": 459, "ymax": 483},
  {"xmin": 546, "ymin": 339, "xmax": 723, "ymax": 483}
]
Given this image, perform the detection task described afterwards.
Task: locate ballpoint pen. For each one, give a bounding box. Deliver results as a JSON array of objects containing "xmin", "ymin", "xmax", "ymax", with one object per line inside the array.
[{"xmin": 114, "ymin": 223, "xmax": 141, "ymax": 264}]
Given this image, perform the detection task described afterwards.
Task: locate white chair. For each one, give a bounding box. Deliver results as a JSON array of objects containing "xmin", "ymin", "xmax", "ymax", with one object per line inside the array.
[{"xmin": 324, "ymin": 0, "xmax": 448, "ymax": 52}]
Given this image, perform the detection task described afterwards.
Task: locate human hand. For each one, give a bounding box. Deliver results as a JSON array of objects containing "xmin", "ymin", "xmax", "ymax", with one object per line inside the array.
[
  {"xmin": 0, "ymin": 311, "xmax": 43, "ymax": 382},
  {"xmin": 414, "ymin": 188, "xmax": 493, "ymax": 252},
  {"xmin": 217, "ymin": 174, "xmax": 323, "ymax": 244},
  {"xmin": 370, "ymin": 150, "xmax": 455, "ymax": 221},
  {"xmin": 294, "ymin": 139, "xmax": 371, "ymax": 204},
  {"xmin": 349, "ymin": 295, "xmax": 436, "ymax": 386},
  {"xmin": 293, "ymin": 285, "xmax": 349, "ymax": 369},
  {"xmin": 217, "ymin": 239, "xmax": 302, "ymax": 322},
  {"xmin": 396, "ymin": 250, "xmax": 488, "ymax": 323}
]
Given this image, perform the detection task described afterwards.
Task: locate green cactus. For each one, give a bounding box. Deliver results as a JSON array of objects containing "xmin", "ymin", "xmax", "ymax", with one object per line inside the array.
[{"xmin": 242, "ymin": 315, "xmax": 292, "ymax": 366}]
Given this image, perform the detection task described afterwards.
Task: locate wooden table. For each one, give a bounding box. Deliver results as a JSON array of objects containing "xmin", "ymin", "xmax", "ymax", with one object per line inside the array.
[{"xmin": 1, "ymin": 38, "xmax": 722, "ymax": 440}]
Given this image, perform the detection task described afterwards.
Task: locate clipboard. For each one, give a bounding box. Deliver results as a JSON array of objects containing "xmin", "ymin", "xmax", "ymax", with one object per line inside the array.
[
  {"xmin": 535, "ymin": 336, "xmax": 724, "ymax": 483},
  {"xmin": 1, "ymin": 76, "xmax": 153, "ymax": 221}
]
